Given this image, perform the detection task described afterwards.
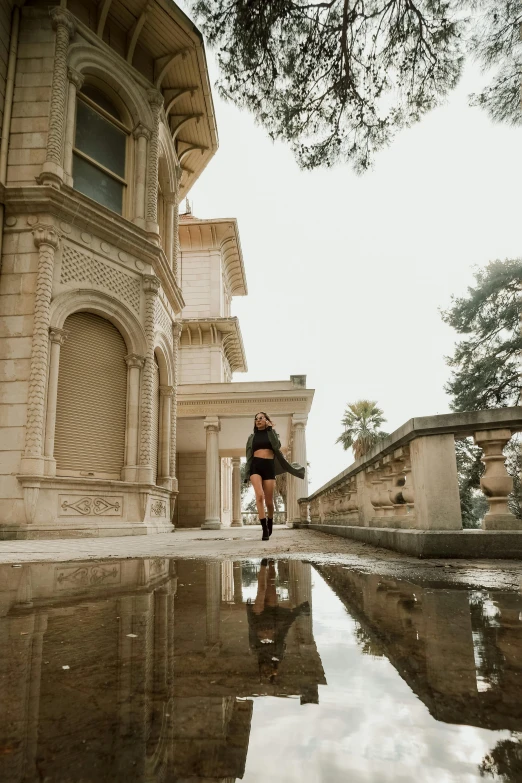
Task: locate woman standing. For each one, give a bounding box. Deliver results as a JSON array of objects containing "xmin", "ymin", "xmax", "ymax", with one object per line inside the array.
[{"xmin": 245, "ymin": 412, "xmax": 306, "ymax": 541}]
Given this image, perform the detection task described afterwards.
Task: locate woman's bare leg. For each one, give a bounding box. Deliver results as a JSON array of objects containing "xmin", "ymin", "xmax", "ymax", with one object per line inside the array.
[
  {"xmin": 250, "ymin": 474, "xmax": 266, "ymax": 519},
  {"xmin": 265, "ymin": 561, "xmax": 277, "ymax": 606},
  {"xmin": 253, "ymin": 562, "xmax": 268, "ymax": 614},
  {"xmin": 263, "ymin": 479, "xmax": 276, "ymax": 520}
]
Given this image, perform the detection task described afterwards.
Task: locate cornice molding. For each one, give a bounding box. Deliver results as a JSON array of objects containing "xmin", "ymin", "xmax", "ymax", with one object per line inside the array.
[{"xmin": 180, "ymin": 316, "xmax": 247, "ymax": 372}]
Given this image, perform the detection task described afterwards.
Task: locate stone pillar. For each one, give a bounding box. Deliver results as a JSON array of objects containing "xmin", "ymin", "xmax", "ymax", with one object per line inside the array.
[
  {"xmin": 169, "ymin": 323, "xmax": 181, "ymax": 493},
  {"xmin": 39, "ymin": 8, "xmax": 76, "ymax": 188},
  {"xmin": 286, "ymin": 415, "xmax": 308, "ymax": 527},
  {"xmin": 43, "ymin": 327, "xmax": 68, "ymax": 474},
  {"xmin": 172, "ymin": 188, "xmax": 180, "ymax": 283},
  {"xmin": 132, "ymin": 124, "xmax": 151, "ymax": 227},
  {"xmin": 24, "ymin": 613, "xmax": 48, "ymax": 778},
  {"xmin": 474, "ymin": 429, "xmax": 521, "ymax": 529},
  {"xmin": 138, "ymin": 275, "xmax": 160, "ymax": 484},
  {"xmin": 64, "ymin": 67, "xmax": 84, "ymax": 185},
  {"xmin": 158, "ymin": 385, "xmax": 174, "ymax": 489},
  {"xmin": 233, "ymin": 561, "xmax": 243, "ymax": 603},
  {"xmin": 164, "ymin": 195, "xmax": 176, "ymax": 269},
  {"xmin": 289, "ymin": 561, "xmax": 313, "ymax": 644},
  {"xmin": 205, "ymin": 561, "xmax": 221, "ymax": 649},
  {"xmin": 122, "ymin": 354, "xmax": 144, "ymax": 481},
  {"xmin": 202, "ymin": 417, "xmax": 221, "ymax": 529},
  {"xmin": 20, "ymin": 225, "xmax": 60, "ymax": 477},
  {"xmin": 231, "ymin": 457, "xmax": 242, "ymax": 527},
  {"xmin": 409, "ymin": 434, "xmax": 462, "ymax": 530},
  {"xmin": 146, "ymin": 89, "xmax": 163, "ymax": 237}
]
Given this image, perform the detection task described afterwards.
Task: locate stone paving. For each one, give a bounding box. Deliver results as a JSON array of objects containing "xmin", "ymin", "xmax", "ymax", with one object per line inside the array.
[{"xmin": 1, "ymin": 525, "xmax": 522, "ymax": 591}]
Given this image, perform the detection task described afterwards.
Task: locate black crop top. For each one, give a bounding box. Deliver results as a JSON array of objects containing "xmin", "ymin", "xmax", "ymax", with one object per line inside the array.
[{"xmin": 252, "ymin": 428, "xmax": 273, "ymax": 452}]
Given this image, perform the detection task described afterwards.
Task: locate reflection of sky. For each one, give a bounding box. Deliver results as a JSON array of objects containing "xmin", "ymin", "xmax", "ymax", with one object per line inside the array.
[{"xmin": 242, "ymin": 569, "xmax": 510, "ymax": 782}]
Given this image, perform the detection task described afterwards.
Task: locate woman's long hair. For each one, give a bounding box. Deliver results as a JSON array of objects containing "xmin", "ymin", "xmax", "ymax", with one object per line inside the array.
[{"xmin": 253, "ymin": 411, "xmax": 271, "ymax": 432}]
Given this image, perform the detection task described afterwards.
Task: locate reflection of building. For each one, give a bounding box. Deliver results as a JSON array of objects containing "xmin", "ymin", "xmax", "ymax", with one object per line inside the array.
[
  {"xmin": 0, "ymin": 1, "xmax": 313, "ymax": 538},
  {"xmin": 0, "ymin": 557, "xmax": 324, "ymax": 782},
  {"xmin": 316, "ymin": 564, "xmax": 522, "ymax": 731}
]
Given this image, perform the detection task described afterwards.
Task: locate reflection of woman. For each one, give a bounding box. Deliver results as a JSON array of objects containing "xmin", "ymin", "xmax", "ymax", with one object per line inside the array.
[
  {"xmin": 245, "ymin": 412, "xmax": 305, "ymax": 541},
  {"xmin": 247, "ymin": 559, "xmax": 310, "ymax": 683}
]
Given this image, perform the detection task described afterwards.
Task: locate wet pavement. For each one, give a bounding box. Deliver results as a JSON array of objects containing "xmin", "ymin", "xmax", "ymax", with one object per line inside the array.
[{"xmin": 1, "ymin": 555, "xmax": 522, "ymax": 781}]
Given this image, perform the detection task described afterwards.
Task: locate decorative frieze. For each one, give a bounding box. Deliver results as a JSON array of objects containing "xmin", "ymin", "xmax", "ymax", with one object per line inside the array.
[
  {"xmin": 150, "ymin": 499, "xmax": 167, "ymax": 517},
  {"xmin": 55, "ymin": 563, "xmax": 121, "ymax": 589},
  {"xmin": 60, "ymin": 246, "xmax": 141, "ymax": 313},
  {"xmin": 59, "ymin": 495, "xmax": 123, "ymax": 516}
]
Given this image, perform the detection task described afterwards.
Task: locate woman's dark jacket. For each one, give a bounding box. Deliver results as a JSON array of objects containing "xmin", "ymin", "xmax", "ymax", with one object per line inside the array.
[{"xmin": 244, "ymin": 427, "xmax": 305, "ymax": 483}]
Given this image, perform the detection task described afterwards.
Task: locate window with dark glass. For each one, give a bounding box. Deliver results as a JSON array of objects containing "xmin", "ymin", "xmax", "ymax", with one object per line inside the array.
[{"xmin": 72, "ymin": 84, "xmax": 128, "ymax": 215}]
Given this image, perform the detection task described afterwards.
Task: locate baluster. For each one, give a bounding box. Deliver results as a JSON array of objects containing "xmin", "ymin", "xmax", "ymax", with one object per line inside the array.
[{"xmin": 474, "ymin": 429, "xmax": 521, "ymax": 530}]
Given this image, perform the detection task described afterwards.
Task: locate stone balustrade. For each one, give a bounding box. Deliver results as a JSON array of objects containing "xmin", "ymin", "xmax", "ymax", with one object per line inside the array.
[{"xmin": 298, "ymin": 408, "xmax": 522, "ymax": 551}]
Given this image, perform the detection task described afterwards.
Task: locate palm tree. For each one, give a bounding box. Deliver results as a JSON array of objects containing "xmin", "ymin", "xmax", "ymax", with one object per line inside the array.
[{"xmin": 336, "ymin": 400, "xmax": 387, "ymax": 459}]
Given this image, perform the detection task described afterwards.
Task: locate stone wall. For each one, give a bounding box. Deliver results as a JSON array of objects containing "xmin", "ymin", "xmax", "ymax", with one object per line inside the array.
[
  {"xmin": 8, "ymin": 7, "xmax": 52, "ymax": 186},
  {"xmin": 180, "ymin": 253, "xmax": 212, "ymax": 318},
  {"xmin": 0, "ymin": 224, "xmax": 37, "ymax": 523},
  {"xmin": 0, "ymin": 1, "xmax": 14, "ymax": 135},
  {"xmin": 176, "ymin": 452, "xmax": 206, "ymax": 528}
]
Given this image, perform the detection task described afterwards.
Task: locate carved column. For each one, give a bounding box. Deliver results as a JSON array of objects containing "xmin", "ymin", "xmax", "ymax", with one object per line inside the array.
[
  {"xmin": 39, "ymin": 8, "xmax": 76, "ymax": 188},
  {"xmin": 132, "ymin": 123, "xmax": 151, "ymax": 227},
  {"xmin": 474, "ymin": 429, "xmax": 521, "ymax": 529},
  {"xmin": 205, "ymin": 561, "xmax": 221, "ymax": 650},
  {"xmin": 63, "ymin": 67, "xmax": 84, "ymax": 185},
  {"xmin": 163, "ymin": 194, "xmax": 176, "ymax": 269},
  {"xmin": 172, "ymin": 186, "xmax": 180, "ymax": 283},
  {"xmin": 20, "ymin": 225, "xmax": 60, "ymax": 477},
  {"xmin": 158, "ymin": 385, "xmax": 173, "ymax": 489},
  {"xmin": 286, "ymin": 415, "xmax": 308, "ymax": 527},
  {"xmin": 169, "ymin": 322, "xmax": 181, "ymax": 491},
  {"xmin": 123, "ymin": 353, "xmax": 145, "ymax": 481},
  {"xmin": 231, "ymin": 457, "xmax": 242, "ymax": 527},
  {"xmin": 138, "ymin": 275, "xmax": 160, "ymax": 483},
  {"xmin": 43, "ymin": 327, "xmax": 68, "ymax": 474},
  {"xmin": 146, "ymin": 89, "xmax": 163, "ymax": 236},
  {"xmin": 202, "ymin": 416, "xmax": 221, "ymax": 529},
  {"xmin": 233, "ymin": 561, "xmax": 243, "ymax": 603}
]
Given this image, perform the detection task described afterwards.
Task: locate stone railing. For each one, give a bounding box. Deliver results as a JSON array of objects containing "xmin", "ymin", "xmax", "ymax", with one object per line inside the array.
[
  {"xmin": 242, "ymin": 511, "xmax": 286, "ymax": 526},
  {"xmin": 298, "ymin": 408, "xmax": 522, "ymax": 533}
]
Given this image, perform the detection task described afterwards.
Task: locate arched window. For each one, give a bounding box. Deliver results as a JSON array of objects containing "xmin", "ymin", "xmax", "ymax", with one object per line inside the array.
[
  {"xmin": 55, "ymin": 312, "xmax": 127, "ymax": 479},
  {"xmin": 73, "ymin": 83, "xmax": 129, "ymax": 215}
]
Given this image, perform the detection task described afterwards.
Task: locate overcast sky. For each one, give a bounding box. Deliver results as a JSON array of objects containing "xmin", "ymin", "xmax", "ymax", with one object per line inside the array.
[{"xmin": 184, "ymin": 42, "xmax": 521, "ymax": 493}]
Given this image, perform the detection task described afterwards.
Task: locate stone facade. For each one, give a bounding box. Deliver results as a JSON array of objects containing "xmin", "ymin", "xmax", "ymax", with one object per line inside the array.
[{"xmin": 0, "ymin": 0, "xmax": 217, "ymax": 538}]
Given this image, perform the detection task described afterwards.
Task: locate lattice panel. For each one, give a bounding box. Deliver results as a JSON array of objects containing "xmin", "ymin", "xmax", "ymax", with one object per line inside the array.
[
  {"xmin": 156, "ymin": 299, "xmax": 173, "ymax": 343},
  {"xmin": 61, "ymin": 246, "xmax": 141, "ymax": 314}
]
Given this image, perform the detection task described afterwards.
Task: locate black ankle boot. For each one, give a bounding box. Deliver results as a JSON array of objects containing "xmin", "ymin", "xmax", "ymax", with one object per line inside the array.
[
  {"xmin": 260, "ymin": 518, "xmax": 269, "ymax": 541},
  {"xmin": 267, "ymin": 518, "xmax": 273, "ymax": 537}
]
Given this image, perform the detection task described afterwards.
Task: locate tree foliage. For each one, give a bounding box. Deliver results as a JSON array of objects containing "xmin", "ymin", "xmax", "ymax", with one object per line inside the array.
[
  {"xmin": 336, "ymin": 399, "xmax": 387, "ymax": 458},
  {"xmin": 442, "ymin": 258, "xmax": 522, "ymax": 526},
  {"xmin": 190, "ymin": 0, "xmax": 520, "ymax": 171},
  {"xmin": 441, "ymin": 259, "xmax": 522, "ymax": 412}
]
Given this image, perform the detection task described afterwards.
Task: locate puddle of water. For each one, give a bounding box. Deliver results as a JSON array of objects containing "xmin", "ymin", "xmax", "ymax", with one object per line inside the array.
[{"xmin": 1, "ymin": 557, "xmax": 521, "ymax": 782}]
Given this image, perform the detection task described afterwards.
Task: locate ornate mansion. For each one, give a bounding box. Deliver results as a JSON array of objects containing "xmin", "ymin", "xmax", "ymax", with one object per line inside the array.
[{"xmin": 0, "ymin": 0, "xmax": 313, "ymax": 538}]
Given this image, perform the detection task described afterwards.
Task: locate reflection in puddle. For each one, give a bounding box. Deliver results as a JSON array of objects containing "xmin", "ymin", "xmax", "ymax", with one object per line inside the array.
[{"xmin": 1, "ymin": 558, "xmax": 522, "ymax": 781}]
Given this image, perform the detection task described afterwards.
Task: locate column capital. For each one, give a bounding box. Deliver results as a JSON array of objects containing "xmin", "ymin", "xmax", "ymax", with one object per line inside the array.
[
  {"xmin": 133, "ymin": 122, "xmax": 152, "ymax": 140},
  {"xmin": 49, "ymin": 327, "xmax": 68, "ymax": 345},
  {"xmin": 33, "ymin": 224, "xmax": 60, "ymax": 250},
  {"xmin": 67, "ymin": 67, "xmax": 84, "ymax": 90},
  {"xmin": 125, "ymin": 353, "xmax": 145, "ymax": 369},
  {"xmin": 231, "ymin": 456, "xmax": 241, "ymax": 468},
  {"xmin": 142, "ymin": 274, "xmax": 160, "ymax": 294},
  {"xmin": 172, "ymin": 322, "xmax": 182, "ymax": 340},
  {"xmin": 204, "ymin": 416, "xmax": 220, "ymax": 432},
  {"xmin": 159, "ymin": 385, "xmax": 174, "ymax": 397},
  {"xmin": 147, "ymin": 88, "xmax": 164, "ymax": 110},
  {"xmin": 292, "ymin": 414, "xmax": 308, "ymax": 429},
  {"xmin": 50, "ymin": 6, "xmax": 76, "ymax": 36}
]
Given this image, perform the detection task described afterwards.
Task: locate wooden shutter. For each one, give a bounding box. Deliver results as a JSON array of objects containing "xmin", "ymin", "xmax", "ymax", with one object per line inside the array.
[
  {"xmin": 55, "ymin": 312, "xmax": 127, "ymax": 479},
  {"xmin": 151, "ymin": 355, "xmax": 160, "ymax": 484}
]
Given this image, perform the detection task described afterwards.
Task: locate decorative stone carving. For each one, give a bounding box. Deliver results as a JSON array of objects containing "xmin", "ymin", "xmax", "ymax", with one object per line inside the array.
[
  {"xmin": 150, "ymin": 500, "xmax": 167, "ymax": 517},
  {"xmin": 146, "ymin": 90, "xmax": 164, "ymax": 226},
  {"xmin": 139, "ymin": 276, "xmax": 161, "ymax": 476},
  {"xmin": 59, "ymin": 496, "xmax": 123, "ymax": 516},
  {"xmin": 39, "ymin": 8, "xmax": 76, "ymax": 187},
  {"xmin": 55, "ymin": 563, "xmax": 120, "ymax": 589},
  {"xmin": 60, "ymin": 246, "xmax": 141, "ymax": 313},
  {"xmin": 67, "ymin": 67, "xmax": 84, "ymax": 91},
  {"xmin": 22, "ymin": 226, "xmax": 60, "ymax": 469},
  {"xmin": 474, "ymin": 429, "xmax": 520, "ymax": 529}
]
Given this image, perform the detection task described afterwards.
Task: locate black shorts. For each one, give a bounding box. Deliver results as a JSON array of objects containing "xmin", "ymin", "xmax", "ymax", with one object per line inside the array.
[{"xmin": 250, "ymin": 456, "xmax": 276, "ymax": 481}]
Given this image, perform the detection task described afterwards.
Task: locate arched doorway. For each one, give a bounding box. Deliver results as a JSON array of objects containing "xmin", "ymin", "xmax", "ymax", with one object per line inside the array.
[{"xmin": 55, "ymin": 312, "xmax": 127, "ymax": 479}]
